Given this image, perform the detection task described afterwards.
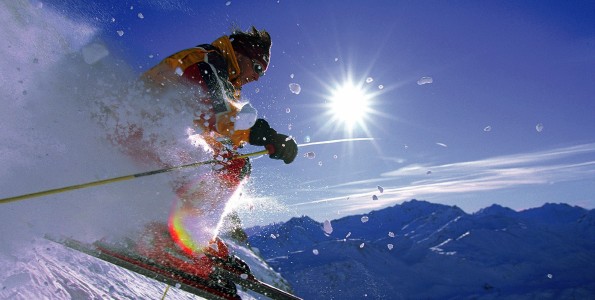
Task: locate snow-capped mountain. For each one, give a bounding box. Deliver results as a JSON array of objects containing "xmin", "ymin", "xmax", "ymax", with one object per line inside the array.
[{"xmin": 247, "ymin": 200, "xmax": 595, "ymax": 299}]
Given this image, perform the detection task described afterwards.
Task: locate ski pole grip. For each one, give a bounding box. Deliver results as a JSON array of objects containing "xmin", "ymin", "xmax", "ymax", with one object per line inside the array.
[{"xmin": 265, "ymin": 144, "xmax": 275, "ymax": 155}]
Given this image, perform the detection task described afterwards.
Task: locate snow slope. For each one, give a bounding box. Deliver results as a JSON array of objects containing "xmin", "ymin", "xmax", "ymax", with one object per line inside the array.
[
  {"xmin": 248, "ymin": 200, "xmax": 595, "ymax": 299},
  {"xmin": 0, "ymin": 235, "xmax": 293, "ymax": 300}
]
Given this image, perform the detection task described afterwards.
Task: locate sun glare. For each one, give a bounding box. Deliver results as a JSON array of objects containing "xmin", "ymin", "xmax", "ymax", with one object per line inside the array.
[{"xmin": 328, "ymin": 81, "xmax": 372, "ymax": 133}]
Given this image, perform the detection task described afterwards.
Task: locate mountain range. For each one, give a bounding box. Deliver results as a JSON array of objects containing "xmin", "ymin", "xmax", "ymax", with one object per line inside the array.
[{"xmin": 246, "ymin": 200, "xmax": 595, "ymax": 299}]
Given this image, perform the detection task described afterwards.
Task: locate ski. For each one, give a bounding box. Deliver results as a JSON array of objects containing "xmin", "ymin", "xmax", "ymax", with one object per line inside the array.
[
  {"xmin": 45, "ymin": 235, "xmax": 237, "ymax": 299},
  {"xmin": 45, "ymin": 235, "xmax": 301, "ymax": 300},
  {"xmin": 208, "ymin": 255, "xmax": 301, "ymax": 300}
]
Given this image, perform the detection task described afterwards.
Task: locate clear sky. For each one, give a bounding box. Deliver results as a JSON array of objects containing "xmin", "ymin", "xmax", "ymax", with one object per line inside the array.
[{"xmin": 5, "ymin": 0, "xmax": 595, "ymax": 227}]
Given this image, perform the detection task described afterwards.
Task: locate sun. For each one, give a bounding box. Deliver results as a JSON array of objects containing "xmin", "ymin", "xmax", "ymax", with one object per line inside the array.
[{"xmin": 326, "ymin": 80, "xmax": 373, "ymax": 134}]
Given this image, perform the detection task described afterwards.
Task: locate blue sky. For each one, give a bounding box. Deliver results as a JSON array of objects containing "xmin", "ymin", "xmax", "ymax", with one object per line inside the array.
[{"xmin": 34, "ymin": 0, "xmax": 595, "ymax": 224}]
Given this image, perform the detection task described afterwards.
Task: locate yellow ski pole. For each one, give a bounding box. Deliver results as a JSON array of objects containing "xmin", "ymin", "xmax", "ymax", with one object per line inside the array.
[
  {"xmin": 0, "ymin": 150, "xmax": 269, "ymax": 205},
  {"xmin": 161, "ymin": 285, "xmax": 170, "ymax": 300}
]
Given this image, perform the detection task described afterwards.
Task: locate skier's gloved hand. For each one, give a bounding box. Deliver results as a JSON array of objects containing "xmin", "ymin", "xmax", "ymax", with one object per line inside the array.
[
  {"xmin": 249, "ymin": 119, "xmax": 298, "ymax": 164},
  {"xmin": 266, "ymin": 134, "xmax": 298, "ymax": 164},
  {"xmin": 249, "ymin": 119, "xmax": 276, "ymax": 146}
]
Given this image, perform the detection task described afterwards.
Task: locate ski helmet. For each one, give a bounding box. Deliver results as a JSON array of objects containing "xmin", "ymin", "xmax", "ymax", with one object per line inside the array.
[{"xmin": 230, "ymin": 26, "xmax": 271, "ymax": 73}]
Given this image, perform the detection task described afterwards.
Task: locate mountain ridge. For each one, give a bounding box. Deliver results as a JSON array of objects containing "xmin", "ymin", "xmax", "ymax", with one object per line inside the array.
[{"xmin": 247, "ymin": 199, "xmax": 595, "ymax": 299}]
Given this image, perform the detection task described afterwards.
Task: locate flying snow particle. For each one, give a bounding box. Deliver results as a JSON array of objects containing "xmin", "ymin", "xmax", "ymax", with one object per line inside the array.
[
  {"xmin": 547, "ymin": 273, "xmax": 553, "ymax": 279},
  {"xmin": 240, "ymin": 273, "xmax": 248, "ymax": 280},
  {"xmin": 387, "ymin": 244, "xmax": 394, "ymax": 250},
  {"xmin": 372, "ymin": 195, "xmax": 379, "ymax": 201},
  {"xmin": 536, "ymin": 123, "xmax": 544, "ymax": 133},
  {"xmin": 318, "ymin": 161, "xmax": 323, "ymax": 166},
  {"xmin": 378, "ymin": 85, "xmax": 384, "ymax": 90},
  {"xmin": 377, "ymin": 185, "xmax": 384, "ymax": 193},
  {"xmin": 116, "ymin": 30, "xmax": 124, "ymax": 37},
  {"xmin": 313, "ymin": 249, "xmax": 319, "ymax": 255},
  {"xmin": 270, "ymin": 234, "xmax": 277, "ymax": 239},
  {"xmin": 81, "ymin": 43, "xmax": 109, "ymax": 65},
  {"xmin": 323, "ymin": 220, "xmax": 333, "ymax": 235},
  {"xmin": 289, "ymin": 83, "xmax": 301, "ymax": 94},
  {"xmin": 346, "ymin": 232, "xmax": 351, "ymax": 239},
  {"xmin": 366, "ymin": 77, "xmax": 374, "ymax": 83},
  {"xmin": 290, "ymin": 73, "xmax": 295, "ymax": 79},
  {"xmin": 359, "ymin": 243, "xmax": 365, "ymax": 249},
  {"xmin": 111, "ymin": 17, "xmax": 116, "ymax": 22},
  {"xmin": 225, "ymin": 1, "xmax": 232, "ymax": 6},
  {"xmin": 361, "ymin": 216, "xmax": 369, "ymax": 223},
  {"xmin": 234, "ymin": 103, "xmax": 257, "ymax": 130},
  {"xmin": 304, "ymin": 151, "xmax": 316, "ymax": 159},
  {"xmin": 333, "ymin": 154, "xmax": 338, "ymax": 159},
  {"xmin": 417, "ymin": 76, "xmax": 433, "ymax": 85},
  {"xmin": 484, "ymin": 126, "xmax": 492, "ymax": 132},
  {"xmin": 255, "ymin": 88, "xmax": 260, "ymax": 93},
  {"xmin": 436, "ymin": 142, "xmax": 448, "ymax": 148},
  {"xmin": 334, "ymin": 57, "xmax": 339, "ymax": 62},
  {"xmin": 286, "ymin": 108, "xmax": 291, "ymax": 113},
  {"xmin": 388, "ymin": 232, "xmax": 395, "ymax": 237},
  {"xmin": 175, "ymin": 283, "xmax": 181, "ymax": 288},
  {"xmin": 304, "ymin": 136, "xmax": 311, "ymax": 143},
  {"xmin": 174, "ymin": 67, "xmax": 184, "ymax": 76},
  {"xmin": 137, "ymin": 13, "xmax": 144, "ymax": 19},
  {"xmin": 288, "ymin": 123, "xmax": 293, "ymax": 130}
]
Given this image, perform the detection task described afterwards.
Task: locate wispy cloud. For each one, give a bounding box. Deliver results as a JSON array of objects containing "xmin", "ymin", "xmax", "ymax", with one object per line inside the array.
[
  {"xmin": 382, "ymin": 143, "xmax": 595, "ymax": 178},
  {"xmin": 290, "ymin": 143, "xmax": 595, "ymax": 213}
]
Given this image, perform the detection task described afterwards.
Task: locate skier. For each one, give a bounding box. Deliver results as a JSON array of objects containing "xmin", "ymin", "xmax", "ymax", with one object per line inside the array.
[{"xmin": 115, "ymin": 26, "xmax": 297, "ymax": 286}]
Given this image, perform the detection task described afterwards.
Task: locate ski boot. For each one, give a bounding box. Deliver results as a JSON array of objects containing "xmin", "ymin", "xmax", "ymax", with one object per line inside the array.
[{"xmin": 204, "ymin": 237, "xmax": 252, "ymax": 276}]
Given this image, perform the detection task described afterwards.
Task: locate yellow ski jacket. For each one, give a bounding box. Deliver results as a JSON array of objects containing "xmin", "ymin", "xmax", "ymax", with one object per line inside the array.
[{"xmin": 143, "ymin": 36, "xmax": 251, "ymax": 149}]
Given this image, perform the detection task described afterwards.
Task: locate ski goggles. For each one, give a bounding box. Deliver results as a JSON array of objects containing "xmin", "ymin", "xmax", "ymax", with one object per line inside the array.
[{"xmin": 252, "ymin": 59, "xmax": 265, "ymax": 77}]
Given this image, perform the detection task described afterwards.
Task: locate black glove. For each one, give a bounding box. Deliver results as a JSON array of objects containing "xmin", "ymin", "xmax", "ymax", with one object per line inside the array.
[
  {"xmin": 266, "ymin": 133, "xmax": 298, "ymax": 164},
  {"xmin": 249, "ymin": 119, "xmax": 298, "ymax": 164}
]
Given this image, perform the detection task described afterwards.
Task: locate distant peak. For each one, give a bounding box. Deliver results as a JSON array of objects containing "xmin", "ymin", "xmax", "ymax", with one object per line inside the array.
[
  {"xmin": 519, "ymin": 202, "xmax": 588, "ymax": 224},
  {"xmin": 476, "ymin": 204, "xmax": 516, "ymax": 216},
  {"xmin": 285, "ymin": 215, "xmax": 320, "ymax": 226},
  {"xmin": 401, "ymin": 199, "xmax": 463, "ymax": 212}
]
